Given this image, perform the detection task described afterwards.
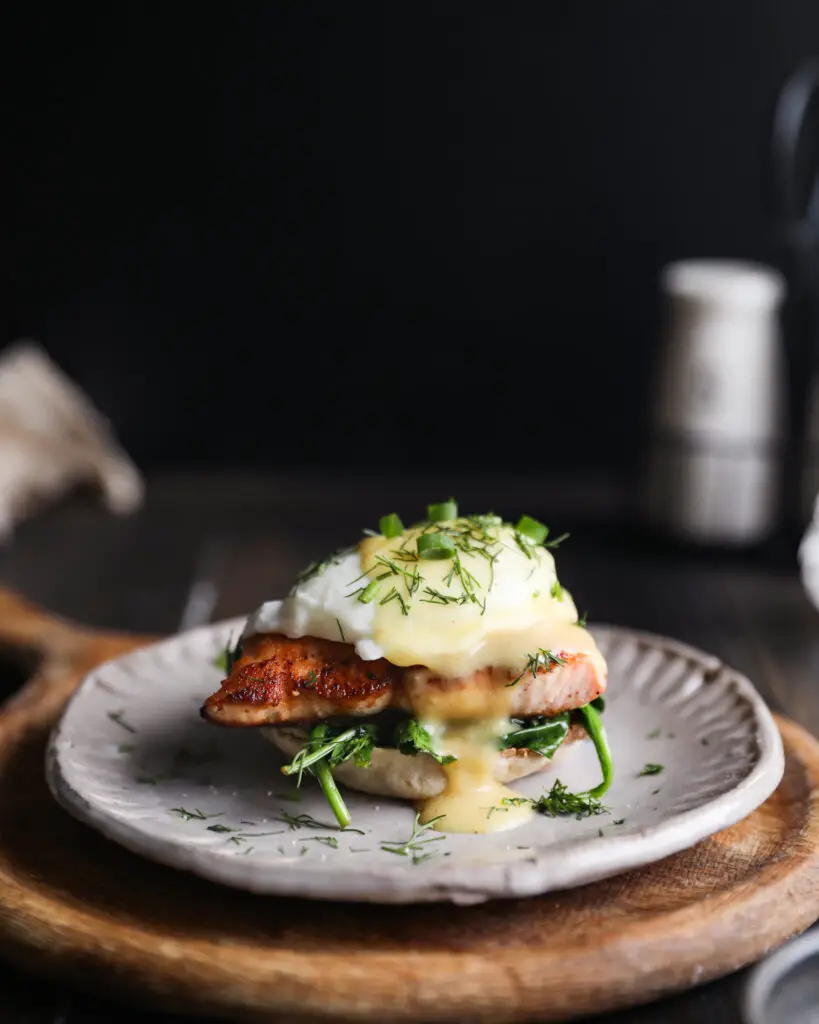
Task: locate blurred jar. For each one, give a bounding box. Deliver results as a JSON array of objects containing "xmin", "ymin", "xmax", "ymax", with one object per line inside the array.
[{"xmin": 640, "ymin": 260, "xmax": 786, "ymax": 546}]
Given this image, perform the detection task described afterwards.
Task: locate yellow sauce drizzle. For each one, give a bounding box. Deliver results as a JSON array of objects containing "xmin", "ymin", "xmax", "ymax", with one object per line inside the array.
[
  {"xmin": 419, "ymin": 720, "xmax": 534, "ymax": 833},
  {"xmin": 355, "ymin": 520, "xmax": 605, "ymax": 834}
]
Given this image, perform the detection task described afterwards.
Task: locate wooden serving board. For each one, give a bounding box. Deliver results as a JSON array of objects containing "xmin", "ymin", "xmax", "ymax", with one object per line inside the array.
[{"xmin": 1, "ymin": 589, "xmax": 819, "ymax": 1024}]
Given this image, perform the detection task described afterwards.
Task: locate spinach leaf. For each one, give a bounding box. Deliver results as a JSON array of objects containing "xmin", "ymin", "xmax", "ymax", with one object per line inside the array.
[
  {"xmin": 394, "ymin": 718, "xmax": 456, "ymax": 765},
  {"xmin": 502, "ymin": 712, "xmax": 570, "ymax": 758}
]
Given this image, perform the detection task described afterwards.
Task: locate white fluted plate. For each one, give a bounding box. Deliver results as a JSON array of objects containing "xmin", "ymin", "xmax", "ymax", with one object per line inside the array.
[{"xmin": 46, "ymin": 619, "xmax": 784, "ymax": 905}]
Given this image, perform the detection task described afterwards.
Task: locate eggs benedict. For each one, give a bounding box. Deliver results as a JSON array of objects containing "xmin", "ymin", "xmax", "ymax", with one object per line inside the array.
[{"xmin": 201, "ymin": 502, "xmax": 612, "ymax": 834}]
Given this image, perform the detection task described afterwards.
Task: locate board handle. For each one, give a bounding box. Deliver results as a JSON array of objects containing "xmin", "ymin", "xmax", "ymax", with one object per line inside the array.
[
  {"xmin": 0, "ymin": 587, "xmax": 154, "ymax": 681},
  {"xmin": 0, "ymin": 588, "xmax": 83, "ymax": 650}
]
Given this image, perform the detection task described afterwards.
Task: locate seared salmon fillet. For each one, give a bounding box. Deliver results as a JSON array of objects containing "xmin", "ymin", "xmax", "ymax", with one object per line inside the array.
[{"xmin": 201, "ymin": 632, "xmax": 607, "ymax": 727}]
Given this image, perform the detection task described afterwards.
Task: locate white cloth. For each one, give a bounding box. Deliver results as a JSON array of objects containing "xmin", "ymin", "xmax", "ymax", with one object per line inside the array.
[{"xmin": 0, "ymin": 340, "xmax": 143, "ymax": 538}]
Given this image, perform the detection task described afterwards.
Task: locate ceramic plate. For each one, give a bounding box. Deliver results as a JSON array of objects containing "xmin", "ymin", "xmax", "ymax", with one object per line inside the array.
[{"xmin": 46, "ymin": 619, "xmax": 784, "ymax": 905}]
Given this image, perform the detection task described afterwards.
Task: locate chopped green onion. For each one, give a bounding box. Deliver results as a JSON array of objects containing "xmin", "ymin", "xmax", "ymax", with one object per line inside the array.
[
  {"xmin": 379, "ymin": 513, "xmax": 404, "ymax": 538},
  {"xmin": 427, "ymin": 499, "xmax": 458, "ymax": 523},
  {"xmin": 515, "ymin": 515, "xmax": 548, "ymax": 545},
  {"xmin": 417, "ymin": 533, "xmax": 457, "ymax": 560},
  {"xmin": 358, "ymin": 579, "xmax": 380, "ymax": 603}
]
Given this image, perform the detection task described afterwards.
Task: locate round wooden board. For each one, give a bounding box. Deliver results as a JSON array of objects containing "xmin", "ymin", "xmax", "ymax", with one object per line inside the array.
[{"xmin": 1, "ymin": 589, "xmax": 819, "ymax": 1023}]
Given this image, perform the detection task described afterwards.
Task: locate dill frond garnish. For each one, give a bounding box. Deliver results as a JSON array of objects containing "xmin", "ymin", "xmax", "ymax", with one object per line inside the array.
[
  {"xmin": 336, "ymin": 507, "xmax": 564, "ymax": 618},
  {"xmin": 281, "ymin": 724, "xmax": 378, "ymax": 784},
  {"xmin": 273, "ymin": 810, "xmax": 366, "ymax": 835},
  {"xmin": 107, "ymin": 710, "xmax": 137, "ymax": 734},
  {"xmin": 506, "ymin": 648, "xmax": 567, "ymax": 687},
  {"xmin": 292, "ymin": 547, "xmax": 349, "ymax": 590},
  {"xmin": 530, "ymin": 780, "xmax": 610, "ymax": 819},
  {"xmin": 170, "ymin": 807, "xmax": 224, "ymax": 822},
  {"xmin": 273, "ymin": 811, "xmax": 339, "ymax": 831},
  {"xmin": 226, "ymin": 830, "xmax": 284, "ymax": 845},
  {"xmin": 302, "ymin": 835, "xmax": 339, "ymax": 849},
  {"xmin": 381, "ymin": 812, "xmax": 447, "ymax": 864}
]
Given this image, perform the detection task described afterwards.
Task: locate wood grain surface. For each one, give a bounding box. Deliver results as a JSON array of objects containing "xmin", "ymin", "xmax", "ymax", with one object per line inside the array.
[{"xmin": 1, "ymin": 587, "xmax": 819, "ymax": 1024}]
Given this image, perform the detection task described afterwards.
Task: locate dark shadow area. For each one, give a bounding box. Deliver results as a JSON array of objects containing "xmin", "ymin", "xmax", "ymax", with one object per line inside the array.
[{"xmin": 0, "ymin": 644, "xmax": 42, "ymax": 704}]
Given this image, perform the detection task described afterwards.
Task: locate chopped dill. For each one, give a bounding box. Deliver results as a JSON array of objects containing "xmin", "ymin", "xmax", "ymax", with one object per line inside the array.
[
  {"xmin": 107, "ymin": 710, "xmax": 137, "ymax": 734},
  {"xmin": 302, "ymin": 835, "xmax": 340, "ymax": 849},
  {"xmin": 381, "ymin": 812, "xmax": 446, "ymax": 864},
  {"xmin": 513, "ymin": 530, "xmax": 537, "ymax": 560},
  {"xmin": 292, "ymin": 547, "xmax": 349, "ymax": 589},
  {"xmin": 170, "ymin": 807, "xmax": 224, "ymax": 822},
  {"xmin": 227, "ymin": 830, "xmax": 284, "ymax": 845},
  {"xmin": 380, "ymin": 586, "xmax": 409, "ymax": 615},
  {"xmin": 274, "ymin": 811, "xmax": 337, "ymax": 831},
  {"xmin": 500, "ymin": 779, "xmax": 611, "ymax": 821},
  {"xmin": 506, "ymin": 648, "xmax": 567, "ymax": 687},
  {"xmin": 315, "ymin": 509, "xmax": 569, "ymax": 625},
  {"xmin": 532, "ymin": 780, "xmax": 610, "ymax": 820},
  {"xmin": 420, "ymin": 586, "xmax": 469, "ymax": 606},
  {"xmin": 274, "ymin": 810, "xmax": 365, "ymax": 834}
]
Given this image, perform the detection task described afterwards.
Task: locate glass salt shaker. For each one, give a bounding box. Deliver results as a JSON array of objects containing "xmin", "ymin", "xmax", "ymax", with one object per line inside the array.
[{"xmin": 640, "ymin": 260, "xmax": 787, "ymax": 546}]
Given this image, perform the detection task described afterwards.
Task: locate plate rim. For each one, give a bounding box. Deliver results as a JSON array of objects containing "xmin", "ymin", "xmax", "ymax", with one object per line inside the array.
[{"xmin": 46, "ymin": 619, "xmax": 786, "ymax": 904}]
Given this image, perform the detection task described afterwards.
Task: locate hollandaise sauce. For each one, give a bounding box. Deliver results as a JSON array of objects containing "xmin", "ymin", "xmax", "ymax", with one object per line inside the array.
[{"xmin": 419, "ymin": 719, "xmax": 535, "ymax": 833}]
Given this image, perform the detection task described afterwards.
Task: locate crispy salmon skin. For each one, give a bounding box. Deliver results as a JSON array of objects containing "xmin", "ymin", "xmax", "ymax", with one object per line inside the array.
[{"xmin": 201, "ymin": 632, "xmax": 607, "ymax": 727}]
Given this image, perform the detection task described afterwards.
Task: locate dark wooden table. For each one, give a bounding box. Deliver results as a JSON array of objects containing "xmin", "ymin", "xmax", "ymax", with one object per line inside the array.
[{"xmin": 2, "ymin": 469, "xmax": 818, "ymax": 1024}]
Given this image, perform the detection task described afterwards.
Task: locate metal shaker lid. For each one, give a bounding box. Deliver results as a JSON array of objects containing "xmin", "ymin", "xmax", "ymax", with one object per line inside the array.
[{"xmin": 662, "ymin": 260, "xmax": 785, "ymax": 310}]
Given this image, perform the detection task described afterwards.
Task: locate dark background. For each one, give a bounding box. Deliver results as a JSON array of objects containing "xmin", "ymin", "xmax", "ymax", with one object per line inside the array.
[{"xmin": 4, "ymin": 2, "xmax": 819, "ymax": 474}]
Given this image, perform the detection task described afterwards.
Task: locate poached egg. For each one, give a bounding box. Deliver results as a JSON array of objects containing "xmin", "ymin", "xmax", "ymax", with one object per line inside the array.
[{"xmin": 243, "ymin": 516, "xmax": 602, "ymax": 682}]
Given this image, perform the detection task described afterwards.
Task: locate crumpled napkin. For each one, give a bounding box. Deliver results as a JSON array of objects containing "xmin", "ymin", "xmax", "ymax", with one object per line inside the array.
[{"xmin": 0, "ymin": 340, "xmax": 144, "ymax": 539}]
